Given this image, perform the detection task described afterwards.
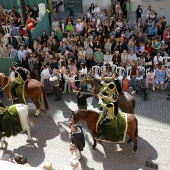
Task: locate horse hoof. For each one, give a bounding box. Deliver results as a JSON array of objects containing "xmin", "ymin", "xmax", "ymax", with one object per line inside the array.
[
  {"xmin": 34, "ymin": 114, "xmax": 38, "ymax": 117},
  {"xmin": 26, "ymin": 138, "xmax": 32, "ymax": 142},
  {"xmin": 133, "ymin": 149, "xmax": 137, "ymax": 153},
  {"xmin": 41, "ymin": 108, "xmax": 45, "ymax": 111},
  {"xmin": 91, "ymin": 146, "xmax": 96, "ymax": 149}
]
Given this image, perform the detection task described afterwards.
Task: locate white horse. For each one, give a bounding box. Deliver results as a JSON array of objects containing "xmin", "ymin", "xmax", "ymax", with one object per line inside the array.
[{"xmin": 0, "ymin": 104, "xmax": 34, "ymax": 148}]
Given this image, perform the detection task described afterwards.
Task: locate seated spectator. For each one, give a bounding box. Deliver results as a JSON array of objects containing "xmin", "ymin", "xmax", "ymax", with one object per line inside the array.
[
  {"xmin": 0, "ymin": 32, "xmax": 7, "ymax": 46},
  {"xmin": 145, "ymin": 42, "xmax": 152, "ymax": 53},
  {"xmin": 151, "ymin": 37, "xmax": 161, "ymax": 56},
  {"xmin": 8, "ymin": 33, "xmax": 18, "ymax": 49},
  {"xmin": 65, "ymin": 22, "xmax": 74, "ymax": 32},
  {"xmin": 136, "ymin": 42, "xmax": 145, "ymax": 57},
  {"xmin": 0, "ymin": 42, "xmax": 7, "ymax": 57},
  {"xmin": 104, "ymin": 50, "xmax": 112, "ymax": 64},
  {"xmin": 0, "ymin": 13, "xmax": 6, "ymax": 25},
  {"xmin": 146, "ymin": 68, "xmax": 155, "ymax": 90},
  {"xmin": 77, "ymin": 46, "xmax": 86, "ymax": 69},
  {"xmin": 33, "ymin": 6, "xmax": 39, "ymax": 19},
  {"xmin": 160, "ymin": 40, "xmax": 168, "ymax": 55},
  {"xmin": 7, "ymin": 44, "xmax": 17, "ymax": 58},
  {"xmin": 56, "ymin": 28, "xmax": 63, "ymax": 42},
  {"xmin": 75, "ymin": 19, "xmax": 84, "ymax": 34},
  {"xmin": 145, "ymin": 52, "xmax": 153, "ymax": 70},
  {"xmin": 112, "ymin": 51, "xmax": 121, "ymax": 66},
  {"xmin": 120, "ymin": 50, "xmax": 128, "ymax": 68},
  {"xmin": 127, "ymin": 50, "xmax": 137, "ymax": 66},
  {"xmin": 10, "ymin": 23, "xmax": 19, "ymax": 36},
  {"xmin": 11, "ymin": 6, "xmax": 20, "ymax": 18},
  {"xmin": 155, "ymin": 64, "xmax": 166, "ymax": 90},
  {"xmin": 41, "ymin": 31, "xmax": 48, "ymax": 43},
  {"xmin": 26, "ymin": 5, "xmax": 34, "ymax": 18},
  {"xmin": 93, "ymin": 48, "xmax": 104, "ymax": 67},
  {"xmin": 153, "ymin": 52, "xmax": 163, "ymax": 69}
]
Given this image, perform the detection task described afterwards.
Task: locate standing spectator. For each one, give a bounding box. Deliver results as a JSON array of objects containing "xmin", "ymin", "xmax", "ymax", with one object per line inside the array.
[
  {"xmin": 41, "ymin": 31, "xmax": 48, "ymax": 44},
  {"xmin": 26, "ymin": 5, "xmax": 34, "ymax": 18},
  {"xmin": 70, "ymin": 144, "xmax": 80, "ymax": 160},
  {"xmin": 11, "ymin": 6, "xmax": 20, "ymax": 17},
  {"xmin": 76, "ymin": 88, "xmax": 92, "ymax": 109},
  {"xmin": 75, "ymin": 19, "xmax": 84, "ymax": 34},
  {"xmin": 18, "ymin": 46, "xmax": 27, "ymax": 65},
  {"xmin": 68, "ymin": 1, "xmax": 75, "ymax": 18},
  {"xmin": 143, "ymin": 20, "xmax": 149, "ymax": 43},
  {"xmin": 51, "ymin": 18, "xmax": 60, "ymax": 32},
  {"xmin": 146, "ymin": 6, "xmax": 151, "ymax": 19},
  {"xmin": 50, "ymin": 69, "xmax": 61, "ymax": 101},
  {"xmin": 120, "ymin": 50, "xmax": 128, "ymax": 68},
  {"xmin": 112, "ymin": 51, "xmax": 121, "ymax": 66},
  {"xmin": 146, "ymin": 68, "xmax": 155, "ymax": 90},
  {"xmin": 60, "ymin": 19, "xmax": 66, "ymax": 33},
  {"xmin": 70, "ymin": 124, "xmax": 85, "ymax": 158},
  {"xmin": 130, "ymin": 60, "xmax": 139, "ymax": 94},
  {"xmin": 63, "ymin": 70, "xmax": 71, "ymax": 93},
  {"xmin": 94, "ymin": 4, "xmax": 100, "ymax": 18},
  {"xmin": 122, "ymin": 0, "xmax": 128, "ymax": 19},
  {"xmin": 136, "ymin": 5, "xmax": 142, "ymax": 23},
  {"xmin": 87, "ymin": 3, "xmax": 95, "ymax": 18},
  {"xmin": 33, "ymin": 6, "xmax": 39, "ymax": 18}
]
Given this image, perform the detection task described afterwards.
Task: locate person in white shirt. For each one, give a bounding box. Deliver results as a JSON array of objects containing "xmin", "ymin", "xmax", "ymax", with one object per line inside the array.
[
  {"xmin": 94, "ymin": 4, "xmax": 100, "ymax": 18},
  {"xmin": 51, "ymin": 18, "xmax": 59, "ymax": 32},
  {"xmin": 75, "ymin": 19, "xmax": 84, "ymax": 33},
  {"xmin": 18, "ymin": 46, "xmax": 27, "ymax": 64},
  {"xmin": 153, "ymin": 52, "xmax": 163, "ymax": 68},
  {"xmin": 63, "ymin": 70, "xmax": 71, "ymax": 93},
  {"xmin": 127, "ymin": 50, "xmax": 137, "ymax": 66}
]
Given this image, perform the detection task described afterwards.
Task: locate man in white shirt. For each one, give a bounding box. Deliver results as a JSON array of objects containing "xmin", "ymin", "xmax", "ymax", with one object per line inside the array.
[
  {"xmin": 128, "ymin": 50, "xmax": 137, "ymax": 66},
  {"xmin": 18, "ymin": 46, "xmax": 27, "ymax": 64},
  {"xmin": 75, "ymin": 19, "xmax": 84, "ymax": 33},
  {"xmin": 51, "ymin": 18, "xmax": 59, "ymax": 32}
]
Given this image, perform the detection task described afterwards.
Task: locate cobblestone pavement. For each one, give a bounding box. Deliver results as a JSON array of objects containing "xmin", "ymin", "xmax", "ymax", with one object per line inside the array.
[{"xmin": 0, "ymin": 85, "xmax": 170, "ymax": 170}]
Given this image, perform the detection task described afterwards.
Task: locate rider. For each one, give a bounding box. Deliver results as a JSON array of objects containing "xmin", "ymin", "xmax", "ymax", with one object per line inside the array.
[
  {"xmin": 100, "ymin": 72, "xmax": 122, "ymax": 116},
  {"xmin": 98, "ymin": 93, "xmax": 116, "ymax": 139},
  {"xmin": 10, "ymin": 62, "xmax": 27, "ymax": 100}
]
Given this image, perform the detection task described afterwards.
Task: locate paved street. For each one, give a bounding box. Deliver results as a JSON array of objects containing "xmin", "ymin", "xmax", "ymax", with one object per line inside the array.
[
  {"xmin": 0, "ymin": 85, "xmax": 170, "ymax": 170},
  {"xmin": 1, "ymin": 1, "xmax": 170, "ymax": 169}
]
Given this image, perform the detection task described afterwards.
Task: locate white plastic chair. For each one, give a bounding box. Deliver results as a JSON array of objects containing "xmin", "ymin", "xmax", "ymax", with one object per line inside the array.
[
  {"xmin": 111, "ymin": 64, "xmax": 117, "ymax": 73},
  {"xmin": 136, "ymin": 66, "xmax": 145, "ymax": 86},
  {"xmin": 126, "ymin": 67, "xmax": 132, "ymax": 80},
  {"xmin": 92, "ymin": 66, "xmax": 100, "ymax": 78},
  {"xmin": 38, "ymin": 3, "xmax": 46, "ymax": 19},
  {"xmin": 117, "ymin": 67, "xmax": 125, "ymax": 80},
  {"xmin": 100, "ymin": 66, "xmax": 106, "ymax": 73},
  {"xmin": 163, "ymin": 57, "xmax": 170, "ymax": 65}
]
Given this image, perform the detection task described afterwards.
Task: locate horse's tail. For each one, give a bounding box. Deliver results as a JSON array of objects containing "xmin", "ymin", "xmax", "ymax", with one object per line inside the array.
[
  {"xmin": 134, "ymin": 116, "xmax": 138, "ymax": 137},
  {"xmin": 40, "ymin": 86, "xmax": 48, "ymax": 110},
  {"xmin": 131, "ymin": 98, "xmax": 136, "ymax": 114},
  {"xmin": 28, "ymin": 109, "xmax": 34, "ymax": 127}
]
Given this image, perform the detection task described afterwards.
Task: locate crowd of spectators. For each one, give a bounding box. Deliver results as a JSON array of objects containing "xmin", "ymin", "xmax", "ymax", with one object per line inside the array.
[{"xmin": 1, "ymin": 0, "xmax": 170, "ymax": 169}]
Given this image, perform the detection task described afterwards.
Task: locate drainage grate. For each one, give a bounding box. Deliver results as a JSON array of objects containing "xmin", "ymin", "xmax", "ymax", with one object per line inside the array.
[{"xmin": 145, "ymin": 161, "xmax": 158, "ymax": 169}]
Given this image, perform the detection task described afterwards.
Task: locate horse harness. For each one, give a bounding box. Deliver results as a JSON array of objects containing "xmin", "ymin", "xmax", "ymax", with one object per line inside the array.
[{"xmin": 73, "ymin": 110, "xmax": 99, "ymax": 126}]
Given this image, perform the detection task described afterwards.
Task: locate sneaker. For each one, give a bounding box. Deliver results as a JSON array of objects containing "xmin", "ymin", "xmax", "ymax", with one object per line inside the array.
[
  {"xmin": 156, "ymin": 85, "xmax": 159, "ymax": 89},
  {"xmin": 131, "ymin": 91, "xmax": 136, "ymax": 95},
  {"xmin": 166, "ymin": 97, "xmax": 170, "ymax": 100},
  {"xmin": 153, "ymin": 87, "xmax": 155, "ymax": 91},
  {"xmin": 63, "ymin": 91, "xmax": 66, "ymax": 93}
]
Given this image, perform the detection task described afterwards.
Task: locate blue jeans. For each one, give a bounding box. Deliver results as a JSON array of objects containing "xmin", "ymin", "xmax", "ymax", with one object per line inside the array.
[{"xmin": 130, "ymin": 76, "xmax": 137, "ymax": 91}]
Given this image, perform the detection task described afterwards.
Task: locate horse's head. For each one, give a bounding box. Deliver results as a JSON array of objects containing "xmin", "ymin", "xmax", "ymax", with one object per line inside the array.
[{"xmin": 70, "ymin": 110, "xmax": 80, "ymax": 127}]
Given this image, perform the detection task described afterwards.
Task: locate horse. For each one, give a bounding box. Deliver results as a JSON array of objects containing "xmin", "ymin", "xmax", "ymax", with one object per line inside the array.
[
  {"xmin": 0, "ymin": 73, "xmax": 48, "ymax": 116},
  {"xmin": 85, "ymin": 74, "xmax": 135, "ymax": 114},
  {"xmin": 70, "ymin": 110, "xmax": 138, "ymax": 152},
  {"xmin": 0, "ymin": 103, "xmax": 34, "ymax": 148}
]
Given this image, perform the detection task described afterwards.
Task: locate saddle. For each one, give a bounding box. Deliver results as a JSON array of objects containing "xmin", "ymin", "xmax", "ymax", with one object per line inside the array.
[
  {"xmin": 95, "ymin": 112, "xmax": 127, "ymax": 143},
  {"xmin": 10, "ymin": 81, "xmax": 27, "ymax": 104}
]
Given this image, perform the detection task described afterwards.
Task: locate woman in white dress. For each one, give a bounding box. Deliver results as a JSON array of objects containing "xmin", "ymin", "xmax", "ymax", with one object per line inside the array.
[{"xmin": 146, "ymin": 6, "xmax": 151, "ymax": 19}]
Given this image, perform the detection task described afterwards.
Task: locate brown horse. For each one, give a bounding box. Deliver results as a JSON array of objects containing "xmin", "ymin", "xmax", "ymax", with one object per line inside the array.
[
  {"xmin": 70, "ymin": 110, "xmax": 138, "ymax": 152},
  {"xmin": 85, "ymin": 74, "xmax": 135, "ymax": 114},
  {"xmin": 0, "ymin": 73, "xmax": 48, "ymax": 116}
]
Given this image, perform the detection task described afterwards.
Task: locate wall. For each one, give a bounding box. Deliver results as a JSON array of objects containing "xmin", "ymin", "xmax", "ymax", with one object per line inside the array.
[{"xmin": 0, "ymin": 0, "xmax": 47, "ymax": 10}]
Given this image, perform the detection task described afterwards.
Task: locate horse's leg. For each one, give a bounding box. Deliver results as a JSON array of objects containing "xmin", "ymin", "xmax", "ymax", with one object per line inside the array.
[
  {"xmin": 91, "ymin": 130, "xmax": 97, "ymax": 149},
  {"xmin": 31, "ymin": 97, "xmax": 40, "ymax": 117},
  {"xmin": 26, "ymin": 126, "xmax": 31, "ymax": 140},
  {"xmin": 127, "ymin": 116, "xmax": 138, "ymax": 152},
  {"xmin": 127, "ymin": 137, "xmax": 132, "ymax": 143},
  {"xmin": 0, "ymin": 139, "xmax": 4, "ymax": 148}
]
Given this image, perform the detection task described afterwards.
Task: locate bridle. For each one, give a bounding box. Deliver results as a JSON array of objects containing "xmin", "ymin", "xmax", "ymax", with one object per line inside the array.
[
  {"xmin": 72, "ymin": 110, "xmax": 98, "ymax": 126},
  {"xmin": 0, "ymin": 74, "xmax": 10, "ymax": 91}
]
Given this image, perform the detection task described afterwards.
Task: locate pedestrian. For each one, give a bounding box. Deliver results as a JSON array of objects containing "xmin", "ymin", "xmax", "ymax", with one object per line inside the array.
[
  {"xmin": 136, "ymin": 5, "xmax": 142, "ymax": 23},
  {"xmin": 76, "ymin": 88, "xmax": 93, "ymax": 109},
  {"xmin": 70, "ymin": 144, "xmax": 80, "ymax": 160},
  {"xmin": 70, "ymin": 124, "xmax": 85, "ymax": 158},
  {"xmin": 122, "ymin": 0, "xmax": 128, "ymax": 19},
  {"xmin": 130, "ymin": 60, "xmax": 139, "ymax": 94},
  {"xmin": 49, "ymin": 68, "xmax": 61, "ymax": 101},
  {"xmin": 68, "ymin": 1, "xmax": 75, "ymax": 18}
]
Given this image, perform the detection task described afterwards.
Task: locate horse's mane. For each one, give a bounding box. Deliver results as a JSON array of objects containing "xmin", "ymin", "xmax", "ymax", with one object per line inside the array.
[{"xmin": 87, "ymin": 74, "xmax": 102, "ymax": 87}]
